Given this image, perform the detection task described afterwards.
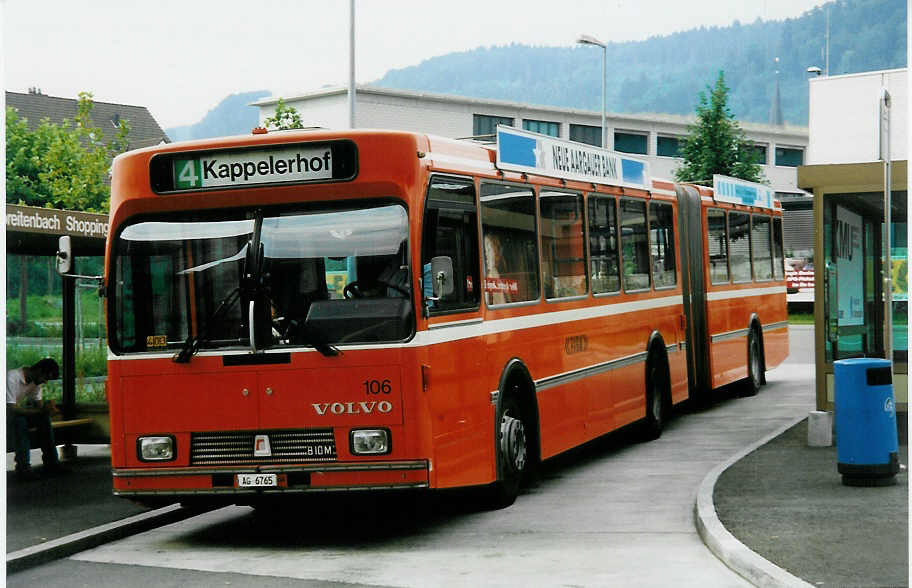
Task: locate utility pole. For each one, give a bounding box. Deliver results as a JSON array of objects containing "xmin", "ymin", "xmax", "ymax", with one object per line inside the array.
[{"xmin": 348, "ymin": 0, "xmax": 356, "ymax": 129}]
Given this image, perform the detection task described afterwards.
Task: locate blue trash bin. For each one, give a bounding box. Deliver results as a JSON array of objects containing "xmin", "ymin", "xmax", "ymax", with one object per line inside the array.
[{"xmin": 834, "ymin": 358, "xmax": 900, "ymax": 486}]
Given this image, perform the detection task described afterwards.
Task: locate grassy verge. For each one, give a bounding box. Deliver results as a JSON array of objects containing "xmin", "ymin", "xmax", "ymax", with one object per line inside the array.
[{"xmin": 788, "ymin": 312, "xmax": 814, "ymax": 325}]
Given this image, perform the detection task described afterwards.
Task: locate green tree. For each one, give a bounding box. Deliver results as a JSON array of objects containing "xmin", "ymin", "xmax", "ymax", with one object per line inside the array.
[
  {"xmin": 262, "ymin": 98, "xmax": 304, "ymax": 130},
  {"xmin": 674, "ymin": 72, "xmax": 765, "ymax": 184},
  {"xmin": 6, "ymin": 91, "xmax": 131, "ymax": 213}
]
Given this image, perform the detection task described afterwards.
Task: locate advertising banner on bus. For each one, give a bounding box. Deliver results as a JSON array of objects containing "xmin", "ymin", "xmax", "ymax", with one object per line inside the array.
[
  {"xmin": 712, "ymin": 175, "xmax": 775, "ymax": 210},
  {"xmin": 495, "ymin": 126, "xmax": 649, "ymax": 189}
]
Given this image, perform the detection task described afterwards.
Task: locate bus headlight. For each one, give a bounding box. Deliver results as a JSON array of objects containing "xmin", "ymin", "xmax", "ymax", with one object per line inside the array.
[
  {"xmin": 138, "ymin": 436, "xmax": 175, "ymax": 461},
  {"xmin": 350, "ymin": 429, "xmax": 390, "ymax": 455}
]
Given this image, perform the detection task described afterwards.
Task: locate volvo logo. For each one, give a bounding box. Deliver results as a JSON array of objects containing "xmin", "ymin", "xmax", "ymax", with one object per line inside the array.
[
  {"xmin": 253, "ymin": 434, "xmax": 272, "ymax": 457},
  {"xmin": 312, "ymin": 401, "xmax": 393, "ymax": 416}
]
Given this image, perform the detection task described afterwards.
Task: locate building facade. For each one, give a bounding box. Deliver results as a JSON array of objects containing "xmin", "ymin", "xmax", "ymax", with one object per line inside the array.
[{"xmin": 253, "ymin": 85, "xmax": 808, "ymax": 191}]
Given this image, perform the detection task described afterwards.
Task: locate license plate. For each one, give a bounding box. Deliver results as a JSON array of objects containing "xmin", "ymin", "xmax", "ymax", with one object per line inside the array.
[{"xmin": 237, "ymin": 473, "xmax": 278, "ymax": 487}]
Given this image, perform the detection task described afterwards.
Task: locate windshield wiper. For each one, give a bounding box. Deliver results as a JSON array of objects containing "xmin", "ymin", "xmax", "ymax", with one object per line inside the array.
[{"xmin": 173, "ymin": 287, "xmax": 241, "ymax": 363}]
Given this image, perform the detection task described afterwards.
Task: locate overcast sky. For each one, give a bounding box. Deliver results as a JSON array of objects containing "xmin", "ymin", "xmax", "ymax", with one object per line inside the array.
[{"xmin": 3, "ymin": 0, "xmax": 828, "ymax": 129}]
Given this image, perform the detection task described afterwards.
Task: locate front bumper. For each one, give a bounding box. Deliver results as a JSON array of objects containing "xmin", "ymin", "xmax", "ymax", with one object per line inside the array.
[{"xmin": 113, "ymin": 460, "xmax": 429, "ymax": 497}]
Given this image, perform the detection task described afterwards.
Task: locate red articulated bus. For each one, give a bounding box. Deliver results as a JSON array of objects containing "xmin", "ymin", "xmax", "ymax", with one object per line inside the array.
[{"xmin": 105, "ymin": 125, "xmax": 787, "ymax": 508}]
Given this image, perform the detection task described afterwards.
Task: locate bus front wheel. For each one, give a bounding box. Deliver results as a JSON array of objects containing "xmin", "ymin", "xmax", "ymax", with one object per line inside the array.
[{"xmin": 489, "ymin": 395, "xmax": 528, "ymax": 508}]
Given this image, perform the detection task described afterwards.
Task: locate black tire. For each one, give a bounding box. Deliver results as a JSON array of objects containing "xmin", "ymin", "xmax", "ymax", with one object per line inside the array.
[
  {"xmin": 488, "ymin": 395, "xmax": 529, "ymax": 509},
  {"xmin": 642, "ymin": 360, "xmax": 667, "ymax": 441},
  {"xmin": 742, "ymin": 328, "xmax": 762, "ymax": 397}
]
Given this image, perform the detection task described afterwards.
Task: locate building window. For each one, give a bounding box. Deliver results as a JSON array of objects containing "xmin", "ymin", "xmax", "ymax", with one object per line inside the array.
[
  {"xmin": 570, "ymin": 124, "xmax": 602, "ymax": 147},
  {"xmin": 473, "ymin": 114, "xmax": 513, "ymax": 138},
  {"xmin": 775, "ymin": 147, "xmax": 803, "ymax": 167},
  {"xmin": 742, "ymin": 143, "xmax": 768, "ymax": 165},
  {"xmin": 614, "ymin": 132, "xmax": 647, "ymax": 155},
  {"xmin": 656, "ymin": 136, "xmax": 681, "ymax": 158},
  {"xmin": 523, "ymin": 119, "xmax": 560, "ymax": 137}
]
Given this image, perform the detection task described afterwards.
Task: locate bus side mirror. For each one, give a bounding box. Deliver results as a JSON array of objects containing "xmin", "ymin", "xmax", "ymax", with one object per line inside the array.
[
  {"xmin": 430, "ymin": 256, "xmax": 454, "ymax": 300},
  {"xmin": 56, "ymin": 236, "xmax": 72, "ymax": 275}
]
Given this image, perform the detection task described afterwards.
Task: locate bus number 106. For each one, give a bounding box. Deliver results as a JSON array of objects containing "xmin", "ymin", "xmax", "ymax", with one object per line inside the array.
[{"xmin": 364, "ymin": 379, "xmax": 392, "ymax": 395}]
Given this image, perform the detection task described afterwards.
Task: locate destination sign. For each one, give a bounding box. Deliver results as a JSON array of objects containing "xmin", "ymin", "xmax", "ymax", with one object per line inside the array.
[
  {"xmin": 149, "ymin": 140, "xmax": 358, "ymax": 194},
  {"xmin": 712, "ymin": 174, "xmax": 775, "ymax": 210},
  {"xmin": 495, "ymin": 126, "xmax": 649, "ymax": 189}
]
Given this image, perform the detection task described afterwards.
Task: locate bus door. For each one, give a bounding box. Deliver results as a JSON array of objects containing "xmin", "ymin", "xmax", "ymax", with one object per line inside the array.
[
  {"xmin": 420, "ymin": 176, "xmax": 487, "ymax": 487},
  {"xmin": 675, "ymin": 185, "xmax": 711, "ymax": 398}
]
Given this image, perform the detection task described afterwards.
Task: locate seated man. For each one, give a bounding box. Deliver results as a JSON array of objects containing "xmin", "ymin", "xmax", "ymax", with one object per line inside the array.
[{"xmin": 6, "ymin": 358, "xmax": 62, "ymax": 480}]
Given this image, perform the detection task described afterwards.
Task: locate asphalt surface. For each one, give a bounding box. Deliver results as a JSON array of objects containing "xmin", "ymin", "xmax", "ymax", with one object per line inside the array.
[
  {"xmin": 5, "ymin": 447, "xmax": 151, "ymax": 553},
  {"xmin": 6, "ymin": 325, "xmax": 908, "ymax": 586},
  {"xmin": 715, "ymin": 416, "xmax": 909, "ymax": 587}
]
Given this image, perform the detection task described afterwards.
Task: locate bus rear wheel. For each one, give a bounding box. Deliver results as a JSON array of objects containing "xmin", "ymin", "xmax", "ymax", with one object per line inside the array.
[
  {"xmin": 489, "ymin": 396, "xmax": 528, "ymax": 508},
  {"xmin": 642, "ymin": 360, "xmax": 667, "ymax": 441},
  {"xmin": 742, "ymin": 329, "xmax": 763, "ymax": 397}
]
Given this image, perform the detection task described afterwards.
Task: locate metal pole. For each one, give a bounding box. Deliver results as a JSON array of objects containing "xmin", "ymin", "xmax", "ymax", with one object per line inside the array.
[
  {"xmin": 880, "ymin": 88, "xmax": 892, "ymax": 363},
  {"xmin": 62, "ymin": 275, "xmax": 76, "ymax": 421},
  {"xmin": 601, "ymin": 45, "xmax": 607, "ymax": 148},
  {"xmin": 348, "ymin": 0, "xmax": 356, "ymax": 129}
]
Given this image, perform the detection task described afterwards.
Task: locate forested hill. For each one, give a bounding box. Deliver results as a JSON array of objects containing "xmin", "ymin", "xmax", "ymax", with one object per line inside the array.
[
  {"xmin": 166, "ymin": 90, "xmax": 269, "ymax": 142},
  {"xmin": 374, "ymin": 0, "xmax": 906, "ymax": 125}
]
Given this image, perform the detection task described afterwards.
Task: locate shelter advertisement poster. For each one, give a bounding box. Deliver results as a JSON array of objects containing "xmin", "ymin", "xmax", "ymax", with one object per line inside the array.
[{"xmin": 835, "ymin": 205, "xmax": 864, "ymax": 327}]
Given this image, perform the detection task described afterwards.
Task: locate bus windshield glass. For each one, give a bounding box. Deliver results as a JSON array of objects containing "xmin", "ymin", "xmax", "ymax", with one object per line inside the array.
[{"xmin": 112, "ymin": 201, "xmax": 413, "ymax": 355}]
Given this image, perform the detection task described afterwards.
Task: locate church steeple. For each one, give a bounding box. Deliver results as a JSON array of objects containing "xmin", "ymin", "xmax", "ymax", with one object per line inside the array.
[{"xmin": 769, "ymin": 57, "xmax": 784, "ymax": 126}]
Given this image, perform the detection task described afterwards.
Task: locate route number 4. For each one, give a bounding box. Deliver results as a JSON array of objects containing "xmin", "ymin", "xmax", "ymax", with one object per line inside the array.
[{"xmin": 175, "ymin": 159, "xmax": 201, "ymax": 189}]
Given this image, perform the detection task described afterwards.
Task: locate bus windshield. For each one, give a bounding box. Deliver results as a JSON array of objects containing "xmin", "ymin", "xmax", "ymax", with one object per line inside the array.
[{"xmin": 112, "ymin": 201, "xmax": 413, "ymax": 356}]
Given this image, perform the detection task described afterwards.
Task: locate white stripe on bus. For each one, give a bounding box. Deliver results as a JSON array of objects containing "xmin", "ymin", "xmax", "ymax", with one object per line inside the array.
[
  {"xmin": 706, "ymin": 285, "xmax": 786, "ymax": 301},
  {"xmin": 109, "ymin": 294, "xmax": 685, "ymax": 360}
]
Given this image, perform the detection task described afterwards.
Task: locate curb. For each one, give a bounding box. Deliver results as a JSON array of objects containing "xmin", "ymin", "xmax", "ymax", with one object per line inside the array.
[
  {"xmin": 694, "ymin": 415, "xmax": 815, "ymax": 588},
  {"xmin": 6, "ymin": 504, "xmax": 194, "ymax": 573}
]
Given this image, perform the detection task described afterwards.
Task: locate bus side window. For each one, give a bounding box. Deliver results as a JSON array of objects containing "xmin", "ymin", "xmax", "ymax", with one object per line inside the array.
[
  {"xmin": 751, "ymin": 214, "xmax": 773, "ymax": 281},
  {"xmin": 707, "ymin": 209, "xmax": 730, "ymax": 284},
  {"xmin": 620, "ymin": 198, "xmax": 650, "ymax": 292},
  {"xmin": 480, "ymin": 183, "xmax": 540, "ymax": 306},
  {"xmin": 729, "ymin": 211, "xmax": 752, "ymax": 283},
  {"xmin": 649, "ymin": 201, "xmax": 677, "ymax": 288},
  {"xmin": 772, "ymin": 217, "xmax": 785, "ymax": 280},
  {"xmin": 588, "ymin": 195, "xmax": 620, "ymax": 295},
  {"xmin": 540, "ymin": 191, "xmax": 587, "ymax": 299},
  {"xmin": 421, "ymin": 177, "xmax": 480, "ymax": 313}
]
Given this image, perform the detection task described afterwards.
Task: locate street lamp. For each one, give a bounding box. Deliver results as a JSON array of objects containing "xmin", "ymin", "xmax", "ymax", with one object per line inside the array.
[{"xmin": 577, "ymin": 34, "xmax": 607, "ymax": 148}]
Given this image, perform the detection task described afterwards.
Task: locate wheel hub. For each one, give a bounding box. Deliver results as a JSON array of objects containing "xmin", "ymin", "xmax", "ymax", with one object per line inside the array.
[{"xmin": 500, "ymin": 412, "xmax": 527, "ymax": 474}]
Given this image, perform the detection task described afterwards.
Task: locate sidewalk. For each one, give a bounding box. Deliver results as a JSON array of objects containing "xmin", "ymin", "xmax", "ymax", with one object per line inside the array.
[
  {"xmin": 713, "ymin": 416, "xmax": 909, "ymax": 587},
  {"xmin": 6, "ymin": 445, "xmax": 153, "ymax": 553}
]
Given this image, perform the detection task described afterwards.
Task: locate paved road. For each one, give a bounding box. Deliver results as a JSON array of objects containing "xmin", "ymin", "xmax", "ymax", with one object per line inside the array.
[{"xmin": 10, "ymin": 328, "xmax": 815, "ymax": 587}]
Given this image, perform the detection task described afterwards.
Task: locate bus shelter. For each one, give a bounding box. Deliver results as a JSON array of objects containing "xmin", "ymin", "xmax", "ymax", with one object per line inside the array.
[
  {"xmin": 798, "ymin": 161, "xmax": 908, "ymax": 412},
  {"xmin": 6, "ymin": 203, "xmax": 110, "ymax": 445}
]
